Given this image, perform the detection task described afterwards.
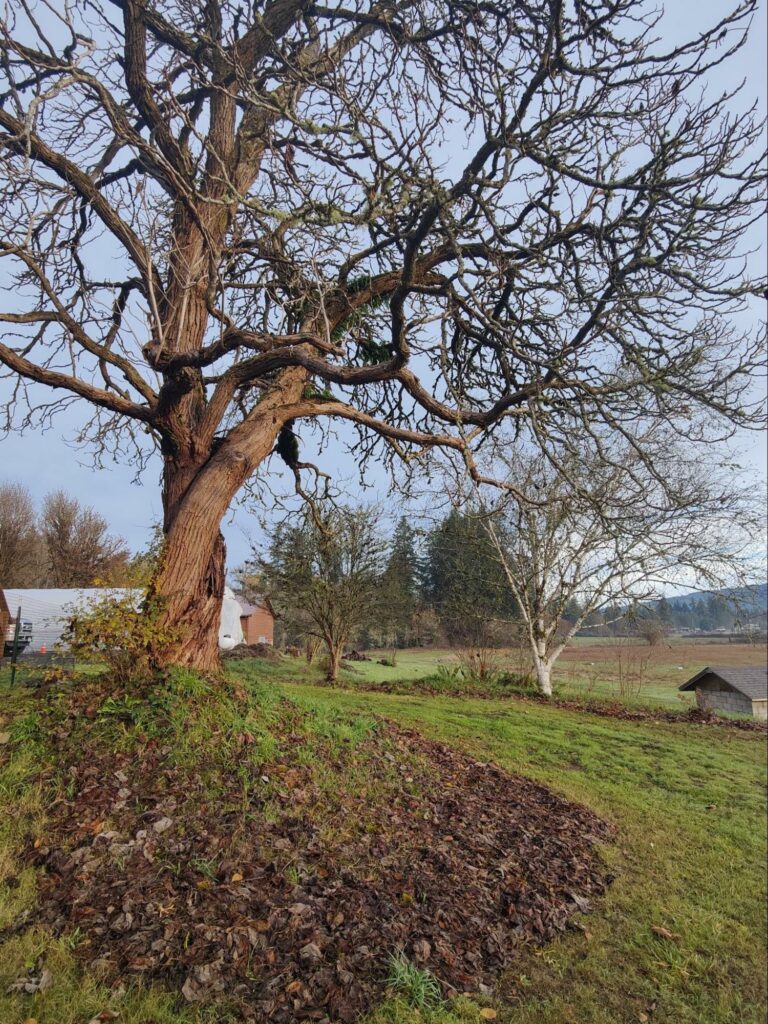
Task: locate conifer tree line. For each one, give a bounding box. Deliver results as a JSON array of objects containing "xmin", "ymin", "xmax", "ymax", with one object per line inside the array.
[
  {"xmin": 253, "ymin": 493, "xmax": 764, "ymax": 678},
  {"xmin": 0, "ymin": 480, "xmax": 133, "ymax": 588},
  {"xmin": 251, "ymin": 506, "xmax": 519, "ymax": 663}
]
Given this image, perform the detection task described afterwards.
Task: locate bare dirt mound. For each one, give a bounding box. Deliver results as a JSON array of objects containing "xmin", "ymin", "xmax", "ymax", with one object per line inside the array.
[
  {"xmin": 223, "ymin": 642, "xmax": 282, "ymax": 661},
  {"xmin": 13, "ymin": 679, "xmax": 613, "ymax": 1021}
]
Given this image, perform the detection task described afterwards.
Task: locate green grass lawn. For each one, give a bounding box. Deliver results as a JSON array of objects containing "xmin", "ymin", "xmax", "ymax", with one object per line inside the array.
[
  {"xmin": 286, "ymin": 682, "xmax": 767, "ymax": 1024},
  {"xmin": 224, "ymin": 647, "xmax": 702, "ymax": 711},
  {"xmin": 298, "ymin": 639, "xmax": 764, "ymax": 710},
  {"xmin": 1, "ymin": 662, "xmax": 765, "ymax": 1024}
]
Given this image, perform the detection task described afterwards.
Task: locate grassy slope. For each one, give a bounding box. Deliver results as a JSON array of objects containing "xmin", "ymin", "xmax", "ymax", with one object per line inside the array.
[
  {"xmin": 243, "ymin": 640, "xmax": 766, "ymax": 709},
  {"xmin": 1, "ymin": 665, "xmax": 765, "ymax": 1024},
  {"xmin": 286, "ymin": 683, "xmax": 768, "ymax": 1024}
]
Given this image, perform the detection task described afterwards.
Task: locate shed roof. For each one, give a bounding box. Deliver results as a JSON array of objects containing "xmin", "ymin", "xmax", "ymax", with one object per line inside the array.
[
  {"xmin": 238, "ymin": 595, "xmax": 274, "ymax": 618},
  {"xmin": 679, "ymin": 666, "xmax": 768, "ymax": 701}
]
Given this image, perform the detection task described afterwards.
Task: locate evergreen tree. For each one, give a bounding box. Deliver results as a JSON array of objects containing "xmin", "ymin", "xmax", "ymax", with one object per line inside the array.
[
  {"xmin": 422, "ymin": 510, "xmax": 515, "ymax": 647},
  {"xmin": 657, "ymin": 597, "xmax": 673, "ymax": 626},
  {"xmin": 379, "ymin": 518, "xmax": 419, "ymax": 647}
]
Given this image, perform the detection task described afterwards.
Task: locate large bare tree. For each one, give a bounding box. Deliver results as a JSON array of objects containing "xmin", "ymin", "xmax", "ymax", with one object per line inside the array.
[{"xmin": 0, "ymin": 1, "xmax": 764, "ymax": 668}]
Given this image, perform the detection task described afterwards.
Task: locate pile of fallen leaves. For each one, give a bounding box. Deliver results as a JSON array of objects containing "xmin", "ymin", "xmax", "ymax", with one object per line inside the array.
[
  {"xmin": 7, "ymin": 677, "xmax": 613, "ymax": 1022},
  {"xmin": 223, "ymin": 642, "xmax": 282, "ymax": 661}
]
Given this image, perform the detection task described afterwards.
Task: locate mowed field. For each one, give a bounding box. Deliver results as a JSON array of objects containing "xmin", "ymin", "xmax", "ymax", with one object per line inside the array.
[
  {"xmin": 287, "ymin": 681, "xmax": 768, "ymax": 1024},
  {"xmin": 346, "ymin": 638, "xmax": 767, "ymax": 708}
]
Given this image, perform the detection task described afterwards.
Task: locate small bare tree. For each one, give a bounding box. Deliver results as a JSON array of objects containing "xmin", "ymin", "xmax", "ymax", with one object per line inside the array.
[
  {"xmin": 633, "ymin": 613, "xmax": 669, "ymax": 648},
  {"xmin": 0, "ymin": 481, "xmax": 43, "ymax": 586},
  {"xmin": 41, "ymin": 491, "xmax": 130, "ymax": 587},
  {"xmin": 482, "ymin": 439, "xmax": 762, "ymax": 696},
  {"xmin": 260, "ymin": 505, "xmax": 384, "ymax": 683}
]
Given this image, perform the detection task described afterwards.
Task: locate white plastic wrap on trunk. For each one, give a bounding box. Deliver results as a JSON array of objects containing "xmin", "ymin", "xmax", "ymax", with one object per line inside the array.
[{"xmin": 219, "ymin": 587, "xmax": 244, "ymax": 650}]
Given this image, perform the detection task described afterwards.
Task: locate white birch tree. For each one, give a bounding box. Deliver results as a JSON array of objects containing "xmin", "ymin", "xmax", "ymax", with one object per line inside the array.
[{"xmin": 482, "ymin": 442, "xmax": 762, "ymax": 696}]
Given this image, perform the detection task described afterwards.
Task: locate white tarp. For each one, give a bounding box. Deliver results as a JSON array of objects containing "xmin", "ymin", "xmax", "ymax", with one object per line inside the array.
[
  {"xmin": 220, "ymin": 586, "xmax": 244, "ymax": 649},
  {"xmin": 3, "ymin": 587, "xmax": 244, "ymax": 651}
]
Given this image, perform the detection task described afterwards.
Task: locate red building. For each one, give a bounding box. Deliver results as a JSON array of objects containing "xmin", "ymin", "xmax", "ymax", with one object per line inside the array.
[
  {"xmin": 239, "ymin": 597, "xmax": 275, "ymax": 645},
  {"xmin": 0, "ymin": 589, "xmax": 10, "ymax": 659}
]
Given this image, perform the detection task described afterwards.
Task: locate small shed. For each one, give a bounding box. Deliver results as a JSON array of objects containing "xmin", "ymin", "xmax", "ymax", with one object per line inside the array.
[
  {"xmin": 679, "ymin": 666, "xmax": 768, "ymax": 720},
  {"xmin": 239, "ymin": 597, "xmax": 275, "ymax": 645}
]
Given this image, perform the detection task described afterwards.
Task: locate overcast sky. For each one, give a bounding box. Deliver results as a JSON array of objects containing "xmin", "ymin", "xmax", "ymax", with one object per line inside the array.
[{"xmin": 1, "ymin": 1, "xmax": 766, "ymax": 572}]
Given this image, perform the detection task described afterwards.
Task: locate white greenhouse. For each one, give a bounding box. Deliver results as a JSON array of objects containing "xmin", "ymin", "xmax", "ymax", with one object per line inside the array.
[{"xmin": 2, "ymin": 587, "xmax": 244, "ymax": 653}]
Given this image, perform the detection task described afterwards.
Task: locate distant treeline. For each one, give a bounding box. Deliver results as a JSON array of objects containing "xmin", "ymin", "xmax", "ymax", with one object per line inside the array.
[
  {"xmin": 247, "ymin": 509, "xmax": 766, "ymax": 651},
  {"xmin": 0, "ymin": 481, "xmax": 151, "ymax": 589}
]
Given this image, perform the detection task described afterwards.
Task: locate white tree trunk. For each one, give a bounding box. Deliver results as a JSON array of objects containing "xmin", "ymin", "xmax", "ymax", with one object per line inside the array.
[{"xmin": 533, "ymin": 658, "xmax": 553, "ymax": 697}]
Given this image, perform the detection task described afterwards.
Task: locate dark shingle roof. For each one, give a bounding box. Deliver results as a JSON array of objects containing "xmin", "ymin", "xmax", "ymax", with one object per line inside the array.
[
  {"xmin": 679, "ymin": 666, "xmax": 768, "ymax": 701},
  {"xmin": 236, "ymin": 595, "xmax": 274, "ymax": 618}
]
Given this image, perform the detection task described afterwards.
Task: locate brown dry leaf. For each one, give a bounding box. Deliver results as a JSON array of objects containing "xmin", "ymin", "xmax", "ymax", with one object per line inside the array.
[
  {"xmin": 480, "ymin": 1009, "xmax": 497, "ymax": 1020},
  {"xmin": 413, "ymin": 938, "xmax": 431, "ymax": 962},
  {"xmin": 651, "ymin": 926, "xmax": 680, "ymax": 941},
  {"xmin": 231, "ymin": 872, "xmax": 243, "ymax": 882}
]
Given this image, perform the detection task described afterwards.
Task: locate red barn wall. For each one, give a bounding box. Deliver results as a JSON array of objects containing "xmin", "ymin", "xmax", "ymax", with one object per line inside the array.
[{"xmin": 241, "ymin": 606, "xmax": 274, "ymax": 645}]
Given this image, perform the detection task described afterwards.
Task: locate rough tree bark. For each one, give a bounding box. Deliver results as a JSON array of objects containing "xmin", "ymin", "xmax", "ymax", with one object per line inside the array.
[
  {"xmin": 153, "ymin": 371, "xmax": 308, "ymax": 668},
  {"xmin": 326, "ymin": 641, "xmax": 345, "ymax": 685}
]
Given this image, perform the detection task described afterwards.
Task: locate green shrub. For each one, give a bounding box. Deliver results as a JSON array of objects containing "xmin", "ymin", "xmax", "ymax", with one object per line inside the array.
[{"xmin": 61, "ymin": 592, "xmax": 181, "ymax": 685}]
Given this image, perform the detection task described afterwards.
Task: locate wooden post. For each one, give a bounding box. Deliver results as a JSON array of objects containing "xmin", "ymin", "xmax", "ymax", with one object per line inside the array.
[
  {"xmin": 0, "ymin": 589, "xmax": 9, "ymax": 665},
  {"xmin": 9, "ymin": 606, "xmax": 22, "ymax": 687}
]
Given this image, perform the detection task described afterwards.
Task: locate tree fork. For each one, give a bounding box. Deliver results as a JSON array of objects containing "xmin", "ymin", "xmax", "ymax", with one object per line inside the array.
[{"xmin": 151, "ymin": 372, "xmax": 308, "ymax": 669}]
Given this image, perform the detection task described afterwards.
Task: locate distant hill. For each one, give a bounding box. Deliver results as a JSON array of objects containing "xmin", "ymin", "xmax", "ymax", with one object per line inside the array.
[{"xmin": 665, "ymin": 583, "xmax": 767, "ymax": 612}]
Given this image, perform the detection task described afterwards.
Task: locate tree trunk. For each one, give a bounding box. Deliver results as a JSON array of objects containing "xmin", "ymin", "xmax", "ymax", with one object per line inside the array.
[
  {"xmin": 150, "ymin": 453, "xmax": 246, "ymax": 672},
  {"xmin": 151, "ymin": 518, "xmax": 227, "ymax": 672},
  {"xmin": 533, "ymin": 659, "xmax": 553, "ymax": 697},
  {"xmin": 326, "ymin": 641, "xmax": 344, "ymax": 684},
  {"xmin": 151, "ymin": 385, "xmax": 304, "ymax": 670}
]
